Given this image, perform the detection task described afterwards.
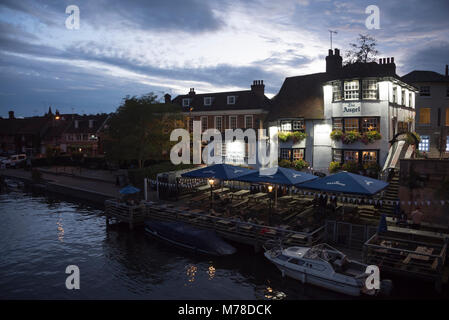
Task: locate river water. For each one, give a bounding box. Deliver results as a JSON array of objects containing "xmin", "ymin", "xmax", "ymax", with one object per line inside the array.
[{"xmin": 0, "ymin": 190, "xmax": 443, "ymax": 300}]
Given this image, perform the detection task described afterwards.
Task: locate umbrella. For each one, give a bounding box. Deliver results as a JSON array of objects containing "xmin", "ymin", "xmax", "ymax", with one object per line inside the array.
[
  {"xmin": 181, "ymin": 163, "xmax": 256, "ymax": 180},
  {"xmin": 298, "ymin": 171, "xmax": 388, "ymax": 196},
  {"xmin": 233, "ymin": 166, "xmax": 318, "ymax": 186},
  {"xmin": 119, "ymin": 185, "xmax": 140, "ymax": 195}
]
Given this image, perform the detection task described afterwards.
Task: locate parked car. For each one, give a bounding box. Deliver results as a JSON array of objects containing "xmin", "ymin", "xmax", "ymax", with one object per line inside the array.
[{"xmin": 1, "ymin": 154, "xmax": 27, "ymax": 168}]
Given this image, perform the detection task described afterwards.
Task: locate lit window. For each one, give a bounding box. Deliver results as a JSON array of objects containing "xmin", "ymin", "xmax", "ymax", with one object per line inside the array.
[
  {"xmin": 201, "ymin": 116, "xmax": 208, "ymax": 132},
  {"xmin": 182, "ymin": 98, "xmax": 191, "ymax": 107},
  {"xmin": 419, "ymin": 136, "xmax": 429, "ymax": 152},
  {"xmin": 227, "ymin": 96, "xmax": 236, "ymax": 104},
  {"xmin": 229, "ymin": 116, "xmax": 237, "ymax": 130},
  {"xmin": 280, "ymin": 148, "xmax": 291, "ymax": 160},
  {"xmin": 344, "ymin": 150, "xmax": 359, "ymax": 162},
  {"xmin": 292, "ymin": 120, "xmax": 305, "ymax": 131},
  {"xmin": 362, "ymin": 118, "xmax": 379, "ymax": 132},
  {"xmin": 420, "ymin": 86, "xmax": 430, "ymax": 96},
  {"xmin": 333, "ymin": 118, "xmax": 343, "ymax": 131},
  {"xmin": 344, "ymin": 118, "xmax": 359, "ymax": 132},
  {"xmin": 419, "ymin": 108, "xmax": 431, "ymax": 124},
  {"xmin": 446, "ymin": 108, "xmax": 449, "ymax": 126},
  {"xmin": 344, "ymin": 80, "xmax": 359, "ymax": 100},
  {"xmin": 332, "ymin": 81, "xmax": 342, "ymax": 101},
  {"xmin": 362, "ymin": 151, "xmax": 377, "ymax": 165},
  {"xmin": 204, "ymin": 97, "xmax": 212, "ymax": 106},
  {"xmin": 280, "ymin": 120, "xmax": 292, "ymax": 131},
  {"xmin": 292, "ymin": 149, "xmax": 304, "ymax": 160},
  {"xmin": 215, "ymin": 116, "xmax": 223, "ymax": 132},
  {"xmin": 362, "ymin": 80, "xmax": 378, "ymax": 100},
  {"xmin": 245, "ymin": 115, "xmax": 253, "ymax": 129}
]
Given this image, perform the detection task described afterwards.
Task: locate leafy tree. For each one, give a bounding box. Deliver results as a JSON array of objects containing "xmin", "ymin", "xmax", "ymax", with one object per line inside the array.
[
  {"xmin": 104, "ymin": 93, "xmax": 185, "ymax": 168},
  {"xmin": 344, "ymin": 34, "xmax": 379, "ymax": 64}
]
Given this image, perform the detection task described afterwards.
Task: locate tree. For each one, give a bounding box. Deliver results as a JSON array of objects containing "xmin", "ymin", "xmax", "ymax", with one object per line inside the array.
[
  {"xmin": 344, "ymin": 34, "xmax": 379, "ymax": 64},
  {"xmin": 104, "ymin": 93, "xmax": 185, "ymax": 168}
]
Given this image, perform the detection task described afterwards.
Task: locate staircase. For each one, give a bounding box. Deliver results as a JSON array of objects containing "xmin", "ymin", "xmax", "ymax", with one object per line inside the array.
[{"xmin": 382, "ymin": 172, "xmax": 400, "ymax": 217}]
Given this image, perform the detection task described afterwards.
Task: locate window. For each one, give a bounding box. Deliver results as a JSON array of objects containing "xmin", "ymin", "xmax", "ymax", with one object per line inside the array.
[
  {"xmin": 362, "ymin": 151, "xmax": 377, "ymax": 165},
  {"xmin": 446, "ymin": 136, "xmax": 449, "ymax": 152},
  {"xmin": 292, "ymin": 120, "xmax": 305, "ymax": 131},
  {"xmin": 419, "ymin": 136, "xmax": 430, "ymax": 152},
  {"xmin": 344, "ymin": 80, "xmax": 359, "ymax": 100},
  {"xmin": 344, "ymin": 150, "xmax": 359, "ymax": 162},
  {"xmin": 446, "ymin": 108, "xmax": 449, "ymax": 126},
  {"xmin": 392, "ymin": 86, "xmax": 397, "ymax": 103},
  {"xmin": 229, "ymin": 116, "xmax": 237, "ymax": 130},
  {"xmin": 332, "ymin": 81, "xmax": 342, "ymax": 101},
  {"xmin": 344, "ymin": 118, "xmax": 359, "ymax": 132},
  {"xmin": 419, "ymin": 108, "xmax": 431, "ymax": 124},
  {"xmin": 333, "ymin": 118, "xmax": 343, "ymax": 131},
  {"xmin": 420, "ymin": 86, "xmax": 430, "ymax": 96},
  {"xmin": 215, "ymin": 116, "xmax": 223, "ymax": 132},
  {"xmin": 289, "ymin": 258, "xmax": 305, "ymax": 266},
  {"xmin": 332, "ymin": 149, "xmax": 342, "ymax": 163},
  {"xmin": 201, "ymin": 116, "xmax": 208, "ymax": 132},
  {"xmin": 204, "ymin": 97, "xmax": 212, "ymax": 106},
  {"xmin": 292, "ymin": 148, "xmax": 304, "ymax": 161},
  {"xmin": 401, "ymin": 89, "xmax": 406, "ymax": 106},
  {"xmin": 227, "ymin": 96, "xmax": 236, "ymax": 104},
  {"xmin": 409, "ymin": 93, "xmax": 413, "ymax": 107},
  {"xmin": 245, "ymin": 115, "xmax": 253, "ymax": 129},
  {"xmin": 182, "ymin": 98, "xmax": 191, "ymax": 107},
  {"xmin": 280, "ymin": 148, "xmax": 291, "ymax": 160},
  {"xmin": 362, "ymin": 80, "xmax": 378, "ymax": 100},
  {"xmin": 280, "ymin": 120, "xmax": 292, "ymax": 131},
  {"xmin": 361, "ymin": 118, "xmax": 379, "ymax": 132}
]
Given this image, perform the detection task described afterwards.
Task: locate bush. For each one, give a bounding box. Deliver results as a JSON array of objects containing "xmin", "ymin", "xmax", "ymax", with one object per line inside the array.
[
  {"xmin": 293, "ymin": 159, "xmax": 308, "ymax": 170},
  {"xmin": 278, "ymin": 159, "xmax": 292, "ymax": 168},
  {"xmin": 330, "ymin": 129, "xmax": 343, "ymax": 141},
  {"xmin": 341, "ymin": 161, "xmax": 359, "ymax": 173},
  {"xmin": 329, "ymin": 161, "xmax": 341, "ymax": 173}
]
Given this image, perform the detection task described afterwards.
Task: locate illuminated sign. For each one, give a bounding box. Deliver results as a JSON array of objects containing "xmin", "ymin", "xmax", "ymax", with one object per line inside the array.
[{"xmin": 342, "ymin": 102, "xmax": 361, "ymax": 116}]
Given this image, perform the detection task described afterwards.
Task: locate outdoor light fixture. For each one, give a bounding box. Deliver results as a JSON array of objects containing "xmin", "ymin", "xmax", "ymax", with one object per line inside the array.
[
  {"xmin": 208, "ymin": 179, "xmax": 214, "ymax": 186},
  {"xmin": 55, "ymin": 116, "xmax": 60, "ymax": 120},
  {"xmin": 268, "ymin": 185, "xmax": 273, "ymax": 192}
]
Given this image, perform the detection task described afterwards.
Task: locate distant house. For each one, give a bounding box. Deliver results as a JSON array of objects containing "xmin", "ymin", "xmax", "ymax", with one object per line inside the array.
[
  {"xmin": 268, "ymin": 49, "xmax": 418, "ymax": 172},
  {"xmin": 172, "ymin": 81, "xmax": 272, "ymax": 165},
  {"xmin": 402, "ymin": 66, "xmax": 449, "ymax": 158}
]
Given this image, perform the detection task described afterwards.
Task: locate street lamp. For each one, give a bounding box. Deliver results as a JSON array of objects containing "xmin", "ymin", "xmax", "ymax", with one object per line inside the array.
[
  {"xmin": 209, "ymin": 178, "xmax": 215, "ymax": 209},
  {"xmin": 268, "ymin": 185, "xmax": 273, "ymax": 225}
]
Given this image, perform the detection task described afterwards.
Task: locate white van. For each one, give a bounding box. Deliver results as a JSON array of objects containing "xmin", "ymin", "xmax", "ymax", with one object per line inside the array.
[{"xmin": 1, "ymin": 154, "xmax": 27, "ymax": 168}]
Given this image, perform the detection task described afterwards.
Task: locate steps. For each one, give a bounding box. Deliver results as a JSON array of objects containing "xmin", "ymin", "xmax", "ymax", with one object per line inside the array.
[{"xmin": 381, "ymin": 173, "xmax": 400, "ymax": 216}]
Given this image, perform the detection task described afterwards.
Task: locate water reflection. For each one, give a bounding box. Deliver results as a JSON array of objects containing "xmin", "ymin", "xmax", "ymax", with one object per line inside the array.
[
  {"xmin": 185, "ymin": 264, "xmax": 197, "ymax": 284},
  {"xmin": 207, "ymin": 265, "xmax": 215, "ymax": 280},
  {"xmin": 57, "ymin": 216, "xmax": 64, "ymax": 242}
]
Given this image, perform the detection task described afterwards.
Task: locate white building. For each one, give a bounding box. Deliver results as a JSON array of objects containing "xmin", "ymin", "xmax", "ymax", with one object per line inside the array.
[{"xmin": 269, "ymin": 49, "xmax": 418, "ymax": 173}]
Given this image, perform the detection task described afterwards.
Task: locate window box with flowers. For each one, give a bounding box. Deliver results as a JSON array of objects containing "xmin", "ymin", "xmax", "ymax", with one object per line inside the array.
[
  {"xmin": 341, "ymin": 130, "xmax": 362, "ymax": 144},
  {"xmin": 278, "ymin": 131, "xmax": 307, "ymax": 143},
  {"xmin": 361, "ymin": 131, "xmax": 381, "ymax": 144},
  {"xmin": 330, "ymin": 129, "xmax": 343, "ymax": 141}
]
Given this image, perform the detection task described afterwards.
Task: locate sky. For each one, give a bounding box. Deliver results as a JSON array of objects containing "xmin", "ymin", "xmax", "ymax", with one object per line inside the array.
[{"xmin": 1, "ymin": 0, "xmax": 448, "ymax": 118}]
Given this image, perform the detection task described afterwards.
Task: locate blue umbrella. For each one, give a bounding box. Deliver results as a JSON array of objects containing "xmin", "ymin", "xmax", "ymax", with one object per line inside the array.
[
  {"xmin": 298, "ymin": 171, "xmax": 389, "ymax": 195},
  {"xmin": 233, "ymin": 166, "xmax": 318, "ymax": 186},
  {"xmin": 181, "ymin": 164, "xmax": 256, "ymax": 180},
  {"xmin": 119, "ymin": 185, "xmax": 140, "ymax": 194}
]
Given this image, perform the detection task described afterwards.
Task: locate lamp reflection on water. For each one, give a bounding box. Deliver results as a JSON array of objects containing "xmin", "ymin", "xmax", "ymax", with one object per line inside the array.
[
  {"xmin": 56, "ymin": 217, "xmax": 64, "ymax": 242},
  {"xmin": 207, "ymin": 265, "xmax": 216, "ymax": 280},
  {"xmin": 185, "ymin": 264, "xmax": 197, "ymax": 284}
]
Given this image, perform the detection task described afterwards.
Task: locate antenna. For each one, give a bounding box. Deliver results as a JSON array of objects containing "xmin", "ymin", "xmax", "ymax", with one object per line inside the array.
[{"xmin": 329, "ymin": 30, "xmax": 338, "ymax": 50}]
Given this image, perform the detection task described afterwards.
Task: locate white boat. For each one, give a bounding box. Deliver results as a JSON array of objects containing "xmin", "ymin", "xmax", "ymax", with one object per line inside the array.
[{"xmin": 264, "ymin": 242, "xmax": 391, "ymax": 296}]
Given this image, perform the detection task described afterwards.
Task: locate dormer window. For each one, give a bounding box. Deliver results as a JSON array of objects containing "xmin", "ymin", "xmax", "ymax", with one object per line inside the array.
[
  {"xmin": 227, "ymin": 96, "xmax": 236, "ymax": 105},
  {"xmin": 182, "ymin": 98, "xmax": 191, "ymax": 107},
  {"xmin": 204, "ymin": 97, "xmax": 212, "ymax": 106}
]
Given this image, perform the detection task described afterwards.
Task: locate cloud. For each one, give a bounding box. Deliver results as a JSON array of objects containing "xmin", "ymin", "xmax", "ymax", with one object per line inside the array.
[{"xmin": 402, "ymin": 41, "xmax": 449, "ymax": 74}]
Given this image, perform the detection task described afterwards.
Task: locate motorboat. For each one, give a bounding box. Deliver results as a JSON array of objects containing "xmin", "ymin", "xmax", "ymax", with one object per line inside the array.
[
  {"xmin": 144, "ymin": 220, "xmax": 236, "ymax": 256},
  {"xmin": 264, "ymin": 242, "xmax": 391, "ymax": 296}
]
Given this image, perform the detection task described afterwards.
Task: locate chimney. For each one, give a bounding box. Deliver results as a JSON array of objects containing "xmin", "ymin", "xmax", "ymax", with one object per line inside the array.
[
  {"xmin": 164, "ymin": 93, "xmax": 171, "ymax": 104},
  {"xmin": 251, "ymin": 80, "xmax": 265, "ymax": 96},
  {"xmin": 326, "ymin": 48, "xmax": 342, "ymax": 75},
  {"xmin": 446, "ymin": 64, "xmax": 448, "ymax": 77},
  {"xmin": 188, "ymin": 88, "xmax": 196, "ymax": 96},
  {"xmin": 8, "ymin": 111, "xmax": 14, "ymax": 119}
]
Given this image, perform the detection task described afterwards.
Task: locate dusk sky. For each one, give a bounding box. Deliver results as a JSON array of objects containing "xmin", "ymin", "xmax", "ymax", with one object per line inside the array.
[{"xmin": 1, "ymin": 0, "xmax": 448, "ymax": 118}]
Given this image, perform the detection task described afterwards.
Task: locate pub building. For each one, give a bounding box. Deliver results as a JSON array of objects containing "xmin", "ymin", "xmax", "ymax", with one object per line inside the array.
[{"xmin": 268, "ymin": 49, "xmax": 418, "ymax": 172}]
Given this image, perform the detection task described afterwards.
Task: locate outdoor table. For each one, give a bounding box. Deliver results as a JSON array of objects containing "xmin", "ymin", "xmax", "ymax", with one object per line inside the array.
[
  {"xmin": 278, "ymin": 196, "xmax": 294, "ymax": 202},
  {"xmin": 232, "ymin": 190, "xmax": 250, "ymax": 199},
  {"xmin": 197, "ymin": 185, "xmax": 210, "ymax": 191},
  {"xmin": 403, "ymin": 246, "xmax": 434, "ymax": 264},
  {"xmin": 250, "ymin": 192, "xmax": 268, "ymax": 201},
  {"xmin": 213, "ymin": 188, "xmax": 230, "ymax": 194}
]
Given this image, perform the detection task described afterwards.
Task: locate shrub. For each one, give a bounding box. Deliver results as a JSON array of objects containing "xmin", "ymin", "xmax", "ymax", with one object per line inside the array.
[
  {"xmin": 330, "ymin": 130, "xmax": 343, "ymax": 141},
  {"xmin": 293, "ymin": 159, "xmax": 308, "ymax": 170},
  {"xmin": 329, "ymin": 161, "xmax": 342, "ymax": 173},
  {"xmin": 278, "ymin": 159, "xmax": 292, "ymax": 168},
  {"xmin": 341, "ymin": 160, "xmax": 359, "ymax": 173}
]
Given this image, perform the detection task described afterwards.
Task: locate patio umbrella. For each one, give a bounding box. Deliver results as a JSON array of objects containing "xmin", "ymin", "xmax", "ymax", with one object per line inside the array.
[
  {"xmin": 181, "ymin": 163, "xmax": 256, "ymax": 180},
  {"xmin": 119, "ymin": 185, "xmax": 140, "ymax": 195},
  {"xmin": 298, "ymin": 171, "xmax": 388, "ymax": 196}
]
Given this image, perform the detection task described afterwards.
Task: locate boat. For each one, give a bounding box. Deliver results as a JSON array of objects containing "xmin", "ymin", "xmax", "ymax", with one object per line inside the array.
[
  {"xmin": 264, "ymin": 242, "xmax": 392, "ymax": 296},
  {"xmin": 144, "ymin": 220, "xmax": 236, "ymax": 256}
]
